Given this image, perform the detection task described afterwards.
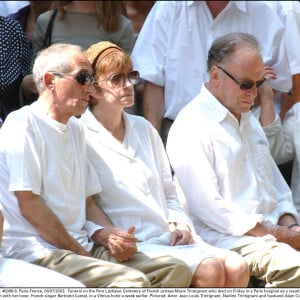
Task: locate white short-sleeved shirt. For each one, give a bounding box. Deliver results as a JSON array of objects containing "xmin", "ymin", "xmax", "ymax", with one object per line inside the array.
[
  {"xmin": 0, "ymin": 102, "xmax": 101, "ymax": 262},
  {"xmin": 268, "ymin": 1, "xmax": 300, "ymax": 76},
  {"xmin": 166, "ymin": 84, "xmax": 298, "ymax": 250},
  {"xmin": 132, "ymin": 1, "xmax": 292, "ymax": 120}
]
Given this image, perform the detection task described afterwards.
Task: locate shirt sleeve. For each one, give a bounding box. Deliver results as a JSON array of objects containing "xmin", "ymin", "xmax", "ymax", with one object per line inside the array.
[
  {"xmin": 131, "ymin": 2, "xmax": 172, "ymax": 86},
  {"xmin": 263, "ymin": 114, "xmax": 295, "ymax": 164},
  {"xmin": 84, "ymin": 220, "xmax": 104, "ymax": 239},
  {"xmin": 3, "ymin": 110, "xmax": 42, "ymax": 195}
]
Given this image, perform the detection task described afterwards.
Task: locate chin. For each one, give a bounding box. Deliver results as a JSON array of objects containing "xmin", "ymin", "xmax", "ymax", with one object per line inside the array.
[{"xmin": 122, "ymin": 100, "xmax": 135, "ymax": 107}]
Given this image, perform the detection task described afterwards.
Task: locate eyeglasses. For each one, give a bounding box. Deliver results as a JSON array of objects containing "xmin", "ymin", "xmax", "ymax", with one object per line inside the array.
[
  {"xmin": 49, "ymin": 71, "xmax": 94, "ymax": 85},
  {"xmin": 217, "ymin": 66, "xmax": 266, "ymax": 90},
  {"xmin": 95, "ymin": 71, "xmax": 140, "ymax": 88}
]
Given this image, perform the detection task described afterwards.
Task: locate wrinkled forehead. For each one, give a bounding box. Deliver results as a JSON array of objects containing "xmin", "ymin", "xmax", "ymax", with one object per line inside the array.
[
  {"xmin": 227, "ymin": 47, "xmax": 263, "ymax": 68},
  {"xmin": 68, "ymin": 51, "xmax": 93, "ymax": 73}
]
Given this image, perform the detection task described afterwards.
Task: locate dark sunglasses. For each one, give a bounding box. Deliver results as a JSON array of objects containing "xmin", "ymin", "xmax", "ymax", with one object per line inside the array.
[
  {"xmin": 95, "ymin": 70, "xmax": 140, "ymax": 88},
  {"xmin": 50, "ymin": 71, "xmax": 94, "ymax": 85},
  {"xmin": 217, "ymin": 66, "xmax": 266, "ymax": 90}
]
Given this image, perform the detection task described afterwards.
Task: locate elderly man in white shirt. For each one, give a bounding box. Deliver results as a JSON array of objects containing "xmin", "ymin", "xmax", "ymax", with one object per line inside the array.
[
  {"xmin": 167, "ymin": 32, "xmax": 300, "ymax": 287},
  {"xmin": 131, "ymin": 1, "xmax": 292, "ymax": 145}
]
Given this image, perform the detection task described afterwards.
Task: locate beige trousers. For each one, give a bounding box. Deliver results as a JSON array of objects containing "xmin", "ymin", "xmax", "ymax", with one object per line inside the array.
[
  {"xmin": 33, "ymin": 245, "xmax": 192, "ymax": 288},
  {"xmin": 234, "ymin": 240, "xmax": 300, "ymax": 287}
]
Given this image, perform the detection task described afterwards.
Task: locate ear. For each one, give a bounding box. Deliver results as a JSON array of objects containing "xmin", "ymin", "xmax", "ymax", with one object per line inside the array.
[
  {"xmin": 210, "ymin": 65, "xmax": 221, "ymax": 87},
  {"xmin": 44, "ymin": 72, "xmax": 55, "ymax": 88}
]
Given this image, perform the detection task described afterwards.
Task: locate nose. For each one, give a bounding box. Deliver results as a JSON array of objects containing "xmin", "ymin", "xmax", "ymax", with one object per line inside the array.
[
  {"xmin": 83, "ymin": 82, "xmax": 96, "ymax": 94},
  {"xmin": 245, "ymin": 85, "xmax": 257, "ymax": 98}
]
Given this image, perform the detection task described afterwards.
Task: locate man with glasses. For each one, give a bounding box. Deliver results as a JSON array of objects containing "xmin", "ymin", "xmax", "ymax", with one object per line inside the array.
[
  {"xmin": 0, "ymin": 43, "xmax": 192, "ymax": 287},
  {"xmin": 167, "ymin": 32, "xmax": 300, "ymax": 287}
]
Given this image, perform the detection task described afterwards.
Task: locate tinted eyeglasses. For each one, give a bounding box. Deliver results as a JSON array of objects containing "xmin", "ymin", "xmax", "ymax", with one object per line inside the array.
[
  {"xmin": 50, "ymin": 71, "xmax": 94, "ymax": 85},
  {"xmin": 217, "ymin": 66, "xmax": 266, "ymax": 90},
  {"xmin": 95, "ymin": 70, "xmax": 140, "ymax": 88}
]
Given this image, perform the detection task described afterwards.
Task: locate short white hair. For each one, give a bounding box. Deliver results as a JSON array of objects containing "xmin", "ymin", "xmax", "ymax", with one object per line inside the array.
[{"xmin": 32, "ymin": 43, "xmax": 84, "ymax": 92}]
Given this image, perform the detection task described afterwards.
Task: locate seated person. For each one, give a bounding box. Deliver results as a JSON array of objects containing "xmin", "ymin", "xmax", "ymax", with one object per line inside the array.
[
  {"xmin": 166, "ymin": 32, "xmax": 300, "ymax": 287},
  {"xmin": 80, "ymin": 41, "xmax": 250, "ymax": 288}
]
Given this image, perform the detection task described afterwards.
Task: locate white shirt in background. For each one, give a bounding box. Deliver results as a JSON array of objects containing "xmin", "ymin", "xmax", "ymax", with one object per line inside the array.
[{"xmin": 132, "ymin": 1, "xmax": 292, "ymax": 121}]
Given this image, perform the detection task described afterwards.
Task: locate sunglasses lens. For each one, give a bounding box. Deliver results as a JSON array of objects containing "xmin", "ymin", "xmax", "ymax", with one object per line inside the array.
[
  {"xmin": 76, "ymin": 72, "xmax": 92, "ymax": 85},
  {"xmin": 129, "ymin": 71, "xmax": 140, "ymax": 85},
  {"xmin": 240, "ymin": 82, "xmax": 254, "ymax": 90},
  {"xmin": 111, "ymin": 74, "xmax": 124, "ymax": 87}
]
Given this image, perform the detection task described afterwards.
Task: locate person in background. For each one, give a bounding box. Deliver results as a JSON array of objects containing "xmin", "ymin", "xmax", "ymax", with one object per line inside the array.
[
  {"xmin": 0, "ymin": 16, "xmax": 31, "ymax": 121},
  {"xmin": 124, "ymin": 1, "xmax": 155, "ymax": 38},
  {"xmin": 131, "ymin": 1, "xmax": 291, "ymax": 146},
  {"xmin": 268, "ymin": 0, "xmax": 300, "ymax": 119},
  {"xmin": 261, "ymin": 1, "xmax": 300, "ymax": 188},
  {"xmin": 123, "ymin": 1, "xmax": 155, "ymax": 115},
  {"xmin": 0, "ymin": 43, "xmax": 191, "ymax": 288},
  {"xmin": 7, "ymin": 1, "xmax": 53, "ymax": 106},
  {"xmin": 257, "ymin": 34, "xmax": 300, "ymax": 215},
  {"xmin": 8, "ymin": 1, "xmax": 53, "ymax": 46},
  {"xmin": 167, "ymin": 32, "xmax": 300, "ymax": 287},
  {"xmin": 80, "ymin": 40, "xmax": 250, "ymax": 288},
  {"xmin": 24, "ymin": 1, "xmax": 136, "ymax": 113},
  {"xmin": 33, "ymin": 1, "xmax": 135, "ymax": 54},
  {"xmin": 0, "ymin": 209, "xmax": 85, "ymax": 287}
]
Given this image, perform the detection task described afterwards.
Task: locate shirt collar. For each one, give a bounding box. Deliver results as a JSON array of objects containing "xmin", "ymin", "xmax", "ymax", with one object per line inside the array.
[
  {"xmin": 200, "ymin": 83, "xmax": 251, "ymax": 125},
  {"xmin": 231, "ymin": 1, "xmax": 247, "ymax": 13},
  {"xmin": 200, "ymin": 84, "xmax": 229, "ymax": 123},
  {"xmin": 195, "ymin": 1, "xmax": 247, "ymax": 12}
]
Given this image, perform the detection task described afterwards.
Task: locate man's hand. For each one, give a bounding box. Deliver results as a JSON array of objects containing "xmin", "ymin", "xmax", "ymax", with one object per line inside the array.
[
  {"xmin": 169, "ymin": 223, "xmax": 194, "ymax": 246},
  {"xmin": 92, "ymin": 226, "xmax": 137, "ymax": 262},
  {"xmin": 270, "ymin": 225, "xmax": 300, "ymax": 251},
  {"xmin": 255, "ymin": 66, "xmax": 276, "ymax": 107}
]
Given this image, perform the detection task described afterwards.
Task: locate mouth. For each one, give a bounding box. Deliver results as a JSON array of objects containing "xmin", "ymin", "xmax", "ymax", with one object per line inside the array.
[
  {"xmin": 240, "ymin": 99, "xmax": 254, "ymax": 105},
  {"xmin": 80, "ymin": 98, "xmax": 90, "ymax": 103}
]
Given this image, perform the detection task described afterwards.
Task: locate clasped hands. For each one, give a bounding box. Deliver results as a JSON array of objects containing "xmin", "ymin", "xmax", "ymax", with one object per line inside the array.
[
  {"xmin": 169, "ymin": 222, "xmax": 194, "ymax": 246},
  {"xmin": 92, "ymin": 226, "xmax": 137, "ymax": 262}
]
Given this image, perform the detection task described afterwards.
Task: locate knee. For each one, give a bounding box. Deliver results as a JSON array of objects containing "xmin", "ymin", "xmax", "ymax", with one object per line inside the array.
[
  {"xmin": 191, "ymin": 257, "xmax": 225, "ymax": 288},
  {"xmin": 224, "ymin": 254, "xmax": 250, "ymax": 287},
  {"xmin": 154, "ymin": 256, "xmax": 192, "ymax": 287}
]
